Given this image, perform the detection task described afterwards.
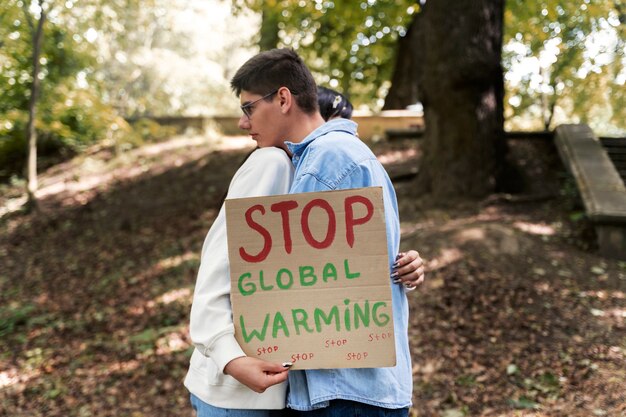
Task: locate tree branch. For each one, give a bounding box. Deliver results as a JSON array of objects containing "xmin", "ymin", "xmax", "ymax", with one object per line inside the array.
[
  {"xmin": 21, "ymin": 2, "xmax": 34, "ymax": 32},
  {"xmin": 615, "ymin": 1, "xmax": 625, "ymax": 25}
]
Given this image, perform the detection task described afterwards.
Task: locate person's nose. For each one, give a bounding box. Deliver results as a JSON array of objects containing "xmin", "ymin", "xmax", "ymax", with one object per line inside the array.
[{"xmin": 238, "ymin": 114, "xmax": 250, "ymax": 130}]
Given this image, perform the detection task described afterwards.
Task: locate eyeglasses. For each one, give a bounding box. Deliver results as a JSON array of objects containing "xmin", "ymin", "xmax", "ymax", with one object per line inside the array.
[{"xmin": 240, "ymin": 90, "xmax": 279, "ymax": 119}]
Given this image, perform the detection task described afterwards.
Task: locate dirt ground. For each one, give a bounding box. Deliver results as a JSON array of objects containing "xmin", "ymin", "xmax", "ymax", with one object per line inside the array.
[{"xmin": 0, "ymin": 134, "xmax": 624, "ymax": 417}]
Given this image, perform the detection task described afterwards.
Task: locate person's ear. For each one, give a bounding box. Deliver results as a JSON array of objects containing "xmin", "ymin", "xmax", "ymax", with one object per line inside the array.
[{"xmin": 277, "ymin": 87, "xmax": 294, "ymax": 114}]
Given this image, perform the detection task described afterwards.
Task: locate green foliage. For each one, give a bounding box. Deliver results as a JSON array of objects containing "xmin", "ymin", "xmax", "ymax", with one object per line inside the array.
[
  {"xmin": 525, "ymin": 371, "xmax": 561, "ymax": 397},
  {"xmin": 0, "ymin": 4, "xmax": 34, "ymax": 115},
  {"xmin": 92, "ymin": 0, "xmax": 202, "ymax": 117},
  {"xmin": 2, "ymin": 0, "xmax": 623, "ymax": 185},
  {"xmin": 130, "ymin": 118, "xmax": 179, "ymax": 143},
  {"xmin": 233, "ymin": 0, "xmax": 419, "ymax": 108},
  {"xmin": 0, "ymin": 83, "xmax": 133, "ymax": 180},
  {"xmin": 507, "ymin": 369, "xmax": 562, "ymax": 411},
  {"xmin": 0, "ymin": 0, "xmax": 145, "ymax": 181},
  {"xmin": 0, "ymin": 114, "xmax": 27, "ymax": 180},
  {"xmin": 0, "ymin": 302, "xmax": 36, "ymax": 337},
  {"xmin": 504, "ymin": 0, "xmax": 625, "ymax": 135},
  {"xmin": 508, "ymin": 396, "xmax": 541, "ymax": 410},
  {"xmin": 129, "ymin": 326, "xmax": 181, "ymax": 354},
  {"xmin": 233, "ymin": 0, "xmax": 623, "ymax": 133}
]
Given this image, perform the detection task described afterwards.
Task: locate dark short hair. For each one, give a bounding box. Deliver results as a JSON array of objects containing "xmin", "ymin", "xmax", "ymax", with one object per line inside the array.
[
  {"xmin": 230, "ymin": 48, "xmax": 318, "ymax": 114},
  {"xmin": 317, "ymin": 86, "xmax": 353, "ymax": 121}
]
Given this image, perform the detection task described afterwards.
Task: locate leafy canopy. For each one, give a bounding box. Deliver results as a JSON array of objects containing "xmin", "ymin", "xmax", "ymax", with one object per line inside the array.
[
  {"xmin": 504, "ymin": 0, "xmax": 625, "ymax": 134},
  {"xmin": 0, "ymin": 0, "xmax": 133, "ymax": 179},
  {"xmin": 235, "ymin": 0, "xmax": 624, "ymax": 135},
  {"xmin": 232, "ymin": 0, "xmax": 419, "ymax": 108}
]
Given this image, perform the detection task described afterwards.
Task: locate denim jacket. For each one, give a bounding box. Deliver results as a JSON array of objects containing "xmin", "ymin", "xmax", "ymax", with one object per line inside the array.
[{"xmin": 284, "ymin": 119, "xmax": 412, "ymax": 410}]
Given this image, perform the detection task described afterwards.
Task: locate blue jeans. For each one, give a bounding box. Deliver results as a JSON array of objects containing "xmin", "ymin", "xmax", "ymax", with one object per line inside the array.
[
  {"xmin": 190, "ymin": 394, "xmax": 289, "ymax": 417},
  {"xmin": 287, "ymin": 400, "xmax": 409, "ymax": 417}
]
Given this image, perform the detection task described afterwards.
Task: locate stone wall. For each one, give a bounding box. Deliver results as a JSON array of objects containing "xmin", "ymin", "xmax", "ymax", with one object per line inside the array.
[{"xmin": 153, "ymin": 112, "xmax": 424, "ymax": 143}]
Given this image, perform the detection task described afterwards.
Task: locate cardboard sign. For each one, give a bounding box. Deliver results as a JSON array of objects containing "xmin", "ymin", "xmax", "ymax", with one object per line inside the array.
[{"xmin": 225, "ymin": 187, "xmax": 395, "ymax": 370}]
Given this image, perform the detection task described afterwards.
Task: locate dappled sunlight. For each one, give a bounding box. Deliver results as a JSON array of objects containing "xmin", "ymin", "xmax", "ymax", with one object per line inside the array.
[
  {"xmin": 453, "ymin": 224, "xmax": 527, "ymax": 256},
  {"xmin": 1, "ymin": 78, "xmax": 623, "ymax": 417},
  {"xmin": 578, "ymin": 289, "xmax": 626, "ymax": 300},
  {"xmin": 454, "ymin": 227, "xmax": 487, "ymax": 243},
  {"xmin": 218, "ymin": 136, "xmax": 256, "ymax": 151},
  {"xmin": 127, "ymin": 290, "xmax": 192, "ymax": 317},
  {"xmin": 606, "ymin": 307, "xmax": 626, "ymax": 319},
  {"xmin": 514, "ymin": 221, "xmax": 556, "ymax": 236},
  {"xmin": 36, "ymin": 169, "xmax": 111, "ymax": 201},
  {"xmin": 427, "ymin": 247, "xmax": 464, "ymax": 271},
  {"xmin": 0, "ymin": 366, "xmax": 40, "ymax": 390},
  {"xmin": 155, "ymin": 328, "xmax": 191, "ymax": 356},
  {"xmin": 125, "ymin": 252, "xmax": 198, "ymax": 317},
  {"xmin": 155, "ymin": 252, "xmax": 199, "ymax": 271},
  {"xmin": 588, "ymin": 306, "xmax": 626, "ymax": 321},
  {"xmin": 126, "ymin": 323, "xmax": 191, "ymax": 360},
  {"xmin": 412, "ymin": 358, "xmax": 444, "ymax": 377},
  {"xmin": 157, "ymin": 288, "xmax": 192, "ymax": 305},
  {"xmin": 400, "ymin": 220, "xmax": 435, "ymax": 238},
  {"xmin": 128, "ymin": 251, "xmax": 199, "ymax": 290},
  {"xmin": 114, "ymin": 259, "xmax": 195, "ymax": 362},
  {"xmin": 104, "ymin": 359, "xmax": 141, "ymax": 374},
  {"xmin": 139, "ymin": 135, "xmax": 215, "ymax": 155},
  {"xmin": 32, "ymin": 134, "xmax": 231, "ymax": 209},
  {"xmin": 608, "ymin": 345, "xmax": 624, "ymax": 358},
  {"xmin": 0, "ymin": 195, "xmax": 28, "ymax": 218},
  {"xmin": 376, "ymin": 148, "xmax": 418, "ymax": 164},
  {"xmin": 576, "ymin": 288, "xmax": 626, "ymax": 325}
]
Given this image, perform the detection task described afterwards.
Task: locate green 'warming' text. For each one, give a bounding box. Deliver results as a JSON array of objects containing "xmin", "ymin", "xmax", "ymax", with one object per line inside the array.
[{"xmin": 238, "ymin": 299, "xmax": 390, "ymax": 343}]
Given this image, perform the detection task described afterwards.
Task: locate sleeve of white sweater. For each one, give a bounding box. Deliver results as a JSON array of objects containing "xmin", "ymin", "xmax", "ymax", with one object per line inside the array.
[{"xmin": 189, "ymin": 147, "xmax": 294, "ymax": 373}]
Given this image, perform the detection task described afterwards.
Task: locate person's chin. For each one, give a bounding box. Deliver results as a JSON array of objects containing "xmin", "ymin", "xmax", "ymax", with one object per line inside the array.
[{"xmin": 253, "ymin": 139, "xmax": 269, "ymax": 148}]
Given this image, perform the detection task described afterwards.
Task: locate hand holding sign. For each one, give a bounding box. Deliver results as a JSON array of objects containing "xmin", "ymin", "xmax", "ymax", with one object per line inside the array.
[
  {"xmin": 225, "ymin": 187, "xmax": 395, "ymax": 370},
  {"xmin": 224, "ymin": 356, "xmax": 290, "ymax": 393}
]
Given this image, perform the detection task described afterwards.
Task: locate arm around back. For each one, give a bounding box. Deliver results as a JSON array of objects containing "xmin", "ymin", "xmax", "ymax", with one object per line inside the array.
[{"xmin": 188, "ymin": 147, "xmax": 294, "ymax": 372}]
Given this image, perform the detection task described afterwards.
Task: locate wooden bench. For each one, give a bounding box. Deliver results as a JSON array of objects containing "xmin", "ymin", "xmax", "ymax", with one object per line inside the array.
[
  {"xmin": 385, "ymin": 127, "xmax": 424, "ymax": 140},
  {"xmin": 600, "ymin": 137, "xmax": 626, "ymax": 185},
  {"xmin": 555, "ymin": 124, "xmax": 626, "ymax": 260}
]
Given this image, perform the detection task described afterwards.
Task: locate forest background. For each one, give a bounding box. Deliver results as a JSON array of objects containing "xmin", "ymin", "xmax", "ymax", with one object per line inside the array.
[
  {"xmin": 1, "ymin": 1, "xmax": 625, "ymax": 416},
  {"xmin": 1, "ymin": 0, "xmax": 624, "ymax": 185}
]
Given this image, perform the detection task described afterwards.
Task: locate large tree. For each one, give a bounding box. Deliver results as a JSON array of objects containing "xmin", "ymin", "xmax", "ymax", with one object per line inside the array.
[
  {"xmin": 1, "ymin": 0, "xmax": 113, "ymax": 206},
  {"xmin": 415, "ymin": 0, "xmax": 507, "ymax": 200},
  {"xmin": 232, "ymin": 0, "xmax": 415, "ymax": 106},
  {"xmin": 0, "ymin": 0, "xmax": 146, "ymax": 189},
  {"xmin": 23, "ymin": 0, "xmax": 48, "ymax": 209},
  {"xmin": 382, "ymin": 12, "xmax": 421, "ymax": 110}
]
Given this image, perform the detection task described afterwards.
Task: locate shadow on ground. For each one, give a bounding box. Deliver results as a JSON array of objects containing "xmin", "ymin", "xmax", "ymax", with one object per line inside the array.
[{"xmin": 0, "ymin": 136, "xmax": 624, "ymax": 417}]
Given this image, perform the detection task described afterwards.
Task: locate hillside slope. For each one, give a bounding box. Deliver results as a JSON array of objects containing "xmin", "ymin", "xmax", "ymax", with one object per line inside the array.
[{"xmin": 1, "ymin": 135, "xmax": 624, "ymax": 417}]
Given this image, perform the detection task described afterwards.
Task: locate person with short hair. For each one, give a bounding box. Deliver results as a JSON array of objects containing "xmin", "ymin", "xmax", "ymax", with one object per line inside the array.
[{"xmin": 228, "ymin": 48, "xmax": 413, "ymax": 416}]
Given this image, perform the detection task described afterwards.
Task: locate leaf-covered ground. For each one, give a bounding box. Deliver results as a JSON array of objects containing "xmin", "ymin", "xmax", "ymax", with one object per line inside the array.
[{"xmin": 0, "ymin": 134, "xmax": 624, "ymax": 417}]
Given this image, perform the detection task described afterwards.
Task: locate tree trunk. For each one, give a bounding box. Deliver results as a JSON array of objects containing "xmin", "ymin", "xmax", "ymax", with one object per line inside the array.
[
  {"xmin": 26, "ymin": 7, "xmax": 46, "ymax": 210},
  {"xmin": 382, "ymin": 13, "xmax": 421, "ymax": 110},
  {"xmin": 259, "ymin": 7, "xmax": 279, "ymax": 51},
  {"xmin": 415, "ymin": 0, "xmax": 507, "ymax": 201}
]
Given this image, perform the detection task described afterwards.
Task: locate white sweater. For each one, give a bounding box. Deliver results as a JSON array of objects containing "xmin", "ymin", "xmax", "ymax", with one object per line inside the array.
[{"xmin": 184, "ymin": 147, "xmax": 294, "ymax": 409}]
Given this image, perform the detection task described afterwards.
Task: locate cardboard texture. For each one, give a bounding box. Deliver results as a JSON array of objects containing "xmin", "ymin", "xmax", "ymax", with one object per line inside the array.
[{"xmin": 225, "ymin": 187, "xmax": 395, "ymax": 370}]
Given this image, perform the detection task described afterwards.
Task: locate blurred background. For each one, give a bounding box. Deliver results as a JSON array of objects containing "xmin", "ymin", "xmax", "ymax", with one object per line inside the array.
[
  {"xmin": 1, "ymin": 0, "xmax": 624, "ymax": 183},
  {"xmin": 1, "ymin": 1, "xmax": 625, "ymax": 416}
]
